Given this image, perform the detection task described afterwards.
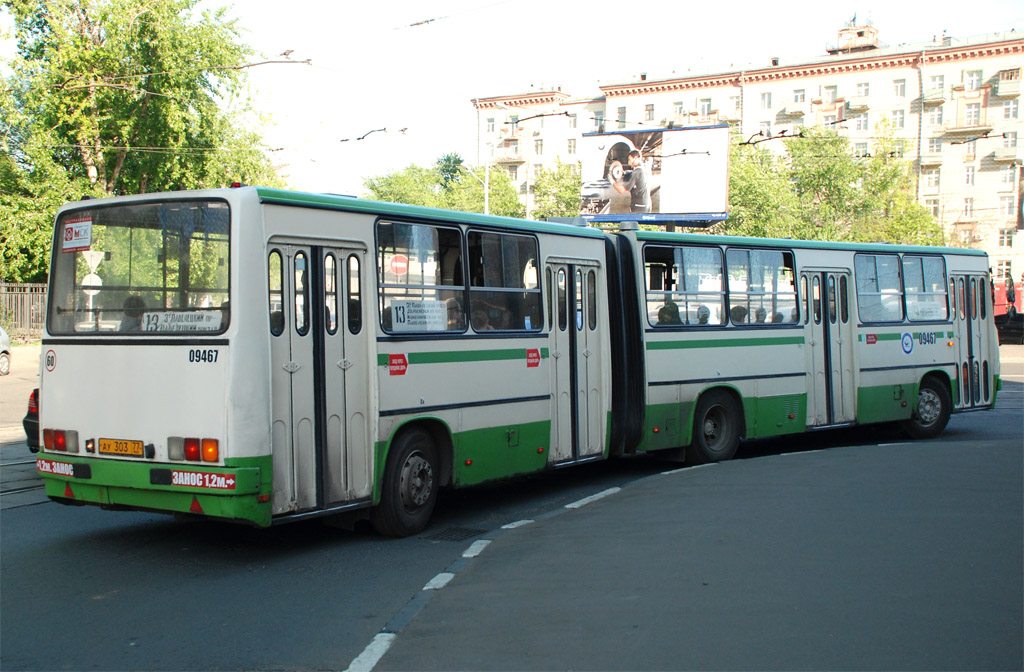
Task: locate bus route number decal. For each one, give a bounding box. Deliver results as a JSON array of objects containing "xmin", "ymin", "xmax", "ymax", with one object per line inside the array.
[{"xmin": 188, "ymin": 349, "xmax": 219, "ymax": 364}]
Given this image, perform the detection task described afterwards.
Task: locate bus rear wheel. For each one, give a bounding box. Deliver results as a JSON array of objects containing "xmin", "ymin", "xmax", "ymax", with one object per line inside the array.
[
  {"xmin": 371, "ymin": 428, "xmax": 439, "ymax": 537},
  {"xmin": 901, "ymin": 377, "xmax": 951, "ymax": 440},
  {"xmin": 687, "ymin": 390, "xmax": 741, "ymax": 465}
]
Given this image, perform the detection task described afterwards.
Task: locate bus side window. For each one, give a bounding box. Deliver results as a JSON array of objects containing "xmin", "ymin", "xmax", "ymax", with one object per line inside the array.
[
  {"xmin": 347, "ymin": 254, "xmax": 362, "ymax": 334},
  {"xmin": 575, "ymin": 269, "xmax": 584, "ymax": 331},
  {"xmin": 812, "ymin": 276, "xmax": 822, "ymax": 325},
  {"xmin": 557, "ymin": 269, "xmax": 567, "ymax": 331},
  {"xmin": 587, "ymin": 270, "xmax": 597, "ymax": 330},
  {"xmin": 268, "ymin": 250, "xmax": 284, "ymax": 336},
  {"xmin": 801, "ymin": 275, "xmax": 809, "ymax": 325},
  {"xmin": 295, "ymin": 251, "xmax": 309, "ymax": 336},
  {"xmin": 839, "ymin": 275, "xmax": 849, "ymax": 324},
  {"xmin": 546, "ymin": 268, "xmax": 553, "ymax": 331},
  {"xmin": 324, "ymin": 254, "xmax": 338, "ymax": 335},
  {"xmin": 827, "ymin": 275, "xmax": 837, "ymax": 324}
]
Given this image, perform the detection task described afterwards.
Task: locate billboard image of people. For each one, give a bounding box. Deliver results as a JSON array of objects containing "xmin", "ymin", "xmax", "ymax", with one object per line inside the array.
[{"xmin": 579, "ymin": 124, "xmax": 729, "ymax": 225}]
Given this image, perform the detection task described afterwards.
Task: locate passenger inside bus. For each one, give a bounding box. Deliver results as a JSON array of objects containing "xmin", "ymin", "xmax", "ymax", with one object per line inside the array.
[
  {"xmin": 120, "ymin": 295, "xmax": 146, "ymax": 332},
  {"xmin": 657, "ymin": 302, "xmax": 682, "ymax": 325}
]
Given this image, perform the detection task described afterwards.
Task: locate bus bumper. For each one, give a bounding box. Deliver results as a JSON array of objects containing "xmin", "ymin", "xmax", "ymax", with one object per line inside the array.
[{"xmin": 36, "ymin": 455, "xmax": 272, "ymax": 527}]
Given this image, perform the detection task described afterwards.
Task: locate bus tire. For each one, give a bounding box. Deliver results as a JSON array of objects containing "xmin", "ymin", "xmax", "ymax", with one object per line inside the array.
[
  {"xmin": 371, "ymin": 428, "xmax": 439, "ymax": 537},
  {"xmin": 901, "ymin": 376, "xmax": 951, "ymax": 440},
  {"xmin": 688, "ymin": 390, "xmax": 741, "ymax": 465}
]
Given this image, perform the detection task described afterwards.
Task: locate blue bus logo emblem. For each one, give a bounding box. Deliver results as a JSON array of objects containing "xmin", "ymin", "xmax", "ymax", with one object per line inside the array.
[{"xmin": 901, "ymin": 333, "xmax": 914, "ymax": 354}]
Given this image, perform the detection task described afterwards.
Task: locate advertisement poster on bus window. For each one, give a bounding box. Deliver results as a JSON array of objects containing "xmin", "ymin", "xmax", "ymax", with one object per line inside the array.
[{"xmin": 579, "ymin": 124, "xmax": 730, "ymax": 226}]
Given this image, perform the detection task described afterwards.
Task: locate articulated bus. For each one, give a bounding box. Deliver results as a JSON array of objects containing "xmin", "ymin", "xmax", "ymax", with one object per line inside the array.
[{"xmin": 35, "ymin": 187, "xmax": 1000, "ymax": 535}]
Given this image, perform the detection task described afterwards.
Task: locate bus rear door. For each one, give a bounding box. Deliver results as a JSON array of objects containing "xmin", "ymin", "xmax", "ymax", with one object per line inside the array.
[
  {"xmin": 951, "ymin": 273, "xmax": 995, "ymax": 409},
  {"xmin": 803, "ymin": 270, "xmax": 856, "ymax": 426}
]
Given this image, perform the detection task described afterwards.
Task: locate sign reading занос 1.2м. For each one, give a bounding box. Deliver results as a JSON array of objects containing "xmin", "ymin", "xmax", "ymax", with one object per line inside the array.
[{"xmin": 579, "ymin": 124, "xmax": 730, "ymax": 226}]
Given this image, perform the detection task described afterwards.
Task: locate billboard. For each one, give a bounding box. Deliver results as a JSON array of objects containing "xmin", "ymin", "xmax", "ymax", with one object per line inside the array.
[{"xmin": 579, "ymin": 124, "xmax": 730, "ymax": 226}]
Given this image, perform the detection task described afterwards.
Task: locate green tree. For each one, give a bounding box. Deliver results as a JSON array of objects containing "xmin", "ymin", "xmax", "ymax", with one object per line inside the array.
[
  {"xmin": 532, "ymin": 159, "xmax": 582, "ymax": 220},
  {"xmin": 363, "ymin": 156, "xmax": 525, "ymax": 219},
  {"xmin": 1, "ymin": 0, "xmax": 285, "ymax": 282}
]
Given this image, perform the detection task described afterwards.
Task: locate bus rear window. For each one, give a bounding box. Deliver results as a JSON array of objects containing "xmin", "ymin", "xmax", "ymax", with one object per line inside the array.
[{"xmin": 48, "ymin": 200, "xmax": 230, "ymax": 335}]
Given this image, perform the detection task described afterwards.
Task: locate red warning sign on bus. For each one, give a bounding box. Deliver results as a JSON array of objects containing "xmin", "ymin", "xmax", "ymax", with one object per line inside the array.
[
  {"xmin": 390, "ymin": 254, "xmax": 409, "ymax": 276},
  {"xmin": 389, "ymin": 354, "xmax": 408, "ymax": 375},
  {"xmin": 526, "ymin": 348, "xmax": 541, "ymax": 368}
]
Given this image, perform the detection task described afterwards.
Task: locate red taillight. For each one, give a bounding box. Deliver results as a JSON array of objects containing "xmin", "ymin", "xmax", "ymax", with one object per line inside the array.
[
  {"xmin": 184, "ymin": 438, "xmax": 201, "ymax": 461},
  {"xmin": 43, "ymin": 428, "xmax": 54, "ymax": 450},
  {"xmin": 28, "ymin": 390, "xmax": 38, "ymax": 414},
  {"xmin": 54, "ymin": 430, "xmax": 67, "ymax": 451}
]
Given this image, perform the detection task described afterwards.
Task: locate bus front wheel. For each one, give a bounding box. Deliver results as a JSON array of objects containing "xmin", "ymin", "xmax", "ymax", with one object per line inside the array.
[
  {"xmin": 371, "ymin": 428, "xmax": 439, "ymax": 537},
  {"xmin": 688, "ymin": 390, "xmax": 741, "ymax": 465},
  {"xmin": 901, "ymin": 377, "xmax": 951, "ymax": 440}
]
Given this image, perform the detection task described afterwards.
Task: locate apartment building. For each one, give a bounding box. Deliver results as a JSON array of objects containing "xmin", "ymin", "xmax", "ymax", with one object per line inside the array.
[{"xmin": 470, "ymin": 24, "xmax": 1024, "ymax": 285}]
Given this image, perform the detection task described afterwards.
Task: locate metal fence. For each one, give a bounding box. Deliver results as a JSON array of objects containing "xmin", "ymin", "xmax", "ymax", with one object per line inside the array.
[{"xmin": 1, "ymin": 282, "xmax": 47, "ymax": 341}]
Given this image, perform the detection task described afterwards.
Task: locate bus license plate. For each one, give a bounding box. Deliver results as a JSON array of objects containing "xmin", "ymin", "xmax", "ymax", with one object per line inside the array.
[{"xmin": 98, "ymin": 438, "xmax": 144, "ymax": 456}]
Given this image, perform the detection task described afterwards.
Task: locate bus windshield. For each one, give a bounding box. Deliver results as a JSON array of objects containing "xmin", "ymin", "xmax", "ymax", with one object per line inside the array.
[{"xmin": 48, "ymin": 199, "xmax": 230, "ymax": 335}]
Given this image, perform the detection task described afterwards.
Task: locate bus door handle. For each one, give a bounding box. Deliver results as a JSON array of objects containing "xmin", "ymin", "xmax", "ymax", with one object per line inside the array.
[
  {"xmin": 338, "ymin": 359, "xmax": 353, "ymax": 370},
  {"xmin": 283, "ymin": 361, "xmax": 301, "ymax": 373},
  {"xmin": 583, "ymin": 349, "xmax": 592, "ymax": 357},
  {"xmin": 552, "ymin": 350, "xmax": 562, "ymax": 359}
]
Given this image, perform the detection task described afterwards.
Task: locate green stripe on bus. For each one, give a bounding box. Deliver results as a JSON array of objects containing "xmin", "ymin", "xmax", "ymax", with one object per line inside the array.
[
  {"xmin": 646, "ymin": 336, "xmax": 804, "ymax": 351},
  {"xmin": 377, "ymin": 347, "xmax": 550, "ymax": 366},
  {"xmin": 858, "ymin": 331, "xmax": 956, "ymax": 342}
]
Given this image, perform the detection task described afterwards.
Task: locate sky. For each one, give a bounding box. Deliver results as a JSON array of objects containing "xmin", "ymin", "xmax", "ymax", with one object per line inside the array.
[{"xmin": 3, "ymin": 0, "xmax": 1024, "ymax": 195}]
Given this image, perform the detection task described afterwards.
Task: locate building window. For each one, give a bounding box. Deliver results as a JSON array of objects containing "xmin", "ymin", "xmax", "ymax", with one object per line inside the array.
[
  {"xmin": 674, "ymin": 101, "xmax": 685, "ymax": 118},
  {"xmin": 699, "ymin": 98, "xmax": 712, "ymax": 119},
  {"xmin": 594, "ymin": 111, "xmax": 604, "ymax": 132},
  {"xmin": 824, "ymin": 114, "xmax": 837, "ymax": 127},
  {"xmin": 854, "ymin": 142, "xmax": 869, "ymax": 157},
  {"xmin": 1004, "ymin": 132, "xmax": 1018, "ymax": 148},
  {"xmin": 760, "ymin": 121, "xmax": 771, "ymax": 136},
  {"xmin": 996, "ymin": 260, "xmax": 1012, "ymax": 280},
  {"xmin": 894, "ymin": 79, "xmax": 906, "ymax": 97},
  {"xmin": 924, "ymin": 168, "xmax": 940, "ymax": 188},
  {"xmin": 965, "ymin": 103, "xmax": 981, "ymax": 126},
  {"xmin": 856, "ymin": 82, "xmax": 870, "ymax": 97},
  {"xmin": 1001, "ymin": 196, "xmax": 1016, "ymax": 217},
  {"xmin": 729, "ymin": 96, "xmax": 740, "ymax": 113},
  {"xmin": 928, "ymin": 137, "xmax": 942, "ymax": 153},
  {"xmin": 892, "ymin": 109, "xmax": 905, "ymax": 129},
  {"xmin": 824, "ymin": 86, "xmax": 838, "ymax": 104},
  {"xmin": 568, "ymin": 113, "xmax": 577, "ymax": 128},
  {"xmin": 760, "ymin": 92, "xmax": 771, "ymax": 109},
  {"xmin": 966, "ymin": 70, "xmax": 983, "ymax": 90},
  {"xmin": 965, "ymin": 166, "xmax": 975, "ymax": 186},
  {"xmin": 534, "ymin": 139, "xmax": 543, "ymax": 155},
  {"xmin": 567, "ymin": 139, "xmax": 576, "ymax": 155},
  {"xmin": 928, "ymin": 106, "xmax": 944, "ymax": 125},
  {"xmin": 930, "ymin": 74, "xmax": 945, "ymax": 90},
  {"xmin": 645, "ymin": 103, "xmax": 655, "ymax": 121},
  {"xmin": 510, "ymin": 115, "xmax": 519, "ymax": 132},
  {"xmin": 925, "ymin": 198, "xmax": 940, "ymax": 217},
  {"xmin": 1002, "ymin": 165, "xmax": 1016, "ymax": 184},
  {"xmin": 617, "ymin": 107, "xmax": 626, "ymax": 129},
  {"xmin": 486, "ymin": 117, "xmax": 495, "ymax": 133},
  {"xmin": 854, "ymin": 113, "xmax": 869, "ymax": 131},
  {"xmin": 508, "ymin": 165, "xmax": 518, "ymax": 181},
  {"xmin": 793, "ymin": 89, "xmax": 805, "ymax": 103},
  {"xmin": 963, "ymin": 198, "xmax": 974, "ymax": 217},
  {"xmin": 533, "ymin": 164, "xmax": 542, "ymax": 178},
  {"xmin": 960, "ymin": 229, "xmax": 975, "ymax": 245},
  {"xmin": 1005, "ymin": 100, "xmax": 1019, "ymax": 120},
  {"xmin": 1000, "ymin": 228, "xmax": 1014, "ymax": 246},
  {"xmin": 964, "ymin": 140, "xmax": 977, "ymax": 157}
]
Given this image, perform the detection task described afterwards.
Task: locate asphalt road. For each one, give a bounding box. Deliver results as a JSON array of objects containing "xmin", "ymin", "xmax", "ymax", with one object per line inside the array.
[{"xmin": 1, "ymin": 347, "xmax": 1021, "ymax": 671}]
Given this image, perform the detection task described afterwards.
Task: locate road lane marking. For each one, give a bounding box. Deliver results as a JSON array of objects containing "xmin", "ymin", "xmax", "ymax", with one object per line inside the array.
[
  {"xmin": 565, "ymin": 487, "xmax": 620, "ymax": 509},
  {"xmin": 345, "ymin": 633, "xmax": 396, "ymax": 672}
]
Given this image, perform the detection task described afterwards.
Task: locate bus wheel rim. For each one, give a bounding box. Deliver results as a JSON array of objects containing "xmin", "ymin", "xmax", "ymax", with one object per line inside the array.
[
  {"xmin": 917, "ymin": 389, "xmax": 941, "ymax": 426},
  {"xmin": 399, "ymin": 451, "xmax": 433, "ymax": 510},
  {"xmin": 703, "ymin": 406, "xmax": 725, "ymax": 448}
]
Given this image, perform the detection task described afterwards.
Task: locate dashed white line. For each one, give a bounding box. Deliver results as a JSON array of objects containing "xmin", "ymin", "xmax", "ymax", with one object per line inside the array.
[
  {"xmin": 423, "ymin": 572, "xmax": 454, "ymax": 590},
  {"xmin": 345, "ymin": 632, "xmax": 396, "ymax": 672},
  {"xmin": 462, "ymin": 540, "xmax": 491, "ymax": 558},
  {"xmin": 501, "ymin": 519, "xmax": 534, "ymax": 529},
  {"xmin": 565, "ymin": 487, "xmax": 620, "ymax": 509}
]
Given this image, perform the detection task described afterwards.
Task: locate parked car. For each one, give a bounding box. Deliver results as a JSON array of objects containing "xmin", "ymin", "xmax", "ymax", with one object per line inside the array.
[
  {"xmin": 0, "ymin": 326, "xmax": 10, "ymax": 376},
  {"xmin": 24, "ymin": 388, "xmax": 39, "ymax": 452},
  {"xmin": 995, "ymin": 312, "xmax": 1024, "ymax": 345}
]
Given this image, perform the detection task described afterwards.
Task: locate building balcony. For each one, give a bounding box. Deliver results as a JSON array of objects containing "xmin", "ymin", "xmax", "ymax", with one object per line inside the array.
[
  {"xmin": 919, "ymin": 153, "xmax": 943, "ymax": 166},
  {"xmin": 778, "ymin": 104, "xmax": 808, "ymax": 119},
  {"xmin": 992, "ymin": 146, "xmax": 1021, "ymax": 163},
  {"xmin": 845, "ymin": 97, "xmax": 870, "ymax": 113},
  {"xmin": 943, "ymin": 123, "xmax": 994, "ymax": 136},
  {"xmin": 996, "ymin": 79, "xmax": 1020, "ymax": 97},
  {"xmin": 922, "ymin": 88, "xmax": 945, "ymax": 106},
  {"xmin": 493, "ymin": 150, "xmax": 524, "ymax": 164},
  {"xmin": 719, "ymin": 109, "xmax": 742, "ymax": 122}
]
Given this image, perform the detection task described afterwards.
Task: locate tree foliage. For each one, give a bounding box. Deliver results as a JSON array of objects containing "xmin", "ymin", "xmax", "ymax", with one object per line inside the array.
[
  {"xmin": 532, "ymin": 159, "xmax": 582, "ymax": 220},
  {"xmin": 1, "ymin": 0, "xmax": 285, "ymax": 282},
  {"xmin": 363, "ymin": 156, "xmax": 525, "ymax": 219},
  {"xmin": 717, "ymin": 125, "xmax": 942, "ymax": 245}
]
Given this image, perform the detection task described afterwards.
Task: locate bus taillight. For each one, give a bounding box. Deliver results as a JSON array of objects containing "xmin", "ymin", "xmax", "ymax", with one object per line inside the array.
[
  {"xmin": 201, "ymin": 439, "xmax": 219, "ymax": 462},
  {"xmin": 43, "ymin": 429, "xmax": 54, "ymax": 450},
  {"xmin": 44, "ymin": 429, "xmax": 79, "ymax": 453},
  {"xmin": 184, "ymin": 438, "xmax": 201, "ymax": 461}
]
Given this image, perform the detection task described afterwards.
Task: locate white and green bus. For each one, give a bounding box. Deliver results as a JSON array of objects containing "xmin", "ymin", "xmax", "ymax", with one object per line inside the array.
[{"xmin": 35, "ymin": 187, "xmax": 1001, "ymax": 535}]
